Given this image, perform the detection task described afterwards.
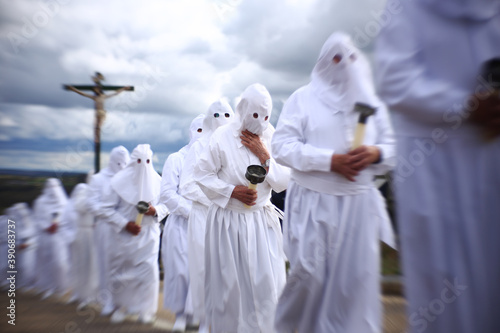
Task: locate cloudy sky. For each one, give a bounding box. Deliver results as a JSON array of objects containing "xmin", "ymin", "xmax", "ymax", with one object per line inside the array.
[{"xmin": 0, "ymin": 0, "xmax": 388, "ymax": 173}]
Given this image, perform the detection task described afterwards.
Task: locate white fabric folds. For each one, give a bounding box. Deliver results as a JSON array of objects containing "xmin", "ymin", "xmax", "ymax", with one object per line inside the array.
[
  {"xmin": 178, "ymin": 101, "xmax": 234, "ymax": 322},
  {"xmin": 195, "ymin": 84, "xmax": 290, "ymax": 332},
  {"xmin": 272, "ymin": 32, "xmax": 396, "ymax": 332},
  {"xmin": 111, "ymin": 144, "xmax": 161, "ymax": 205}
]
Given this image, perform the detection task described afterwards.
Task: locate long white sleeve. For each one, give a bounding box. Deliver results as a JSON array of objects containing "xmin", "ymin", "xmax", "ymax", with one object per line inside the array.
[
  {"xmin": 179, "ymin": 139, "xmax": 212, "ymax": 207},
  {"xmin": 194, "ymin": 136, "xmax": 235, "ymax": 209},
  {"xmin": 272, "ymin": 90, "xmax": 334, "ymax": 173},
  {"xmin": 374, "ymin": 2, "xmax": 472, "ymax": 131},
  {"xmin": 99, "ymin": 186, "xmax": 129, "ymax": 233},
  {"xmin": 87, "ymin": 172, "xmax": 109, "ymax": 218},
  {"xmin": 158, "ymin": 151, "xmax": 191, "ymax": 220},
  {"xmin": 195, "ymin": 125, "xmax": 290, "ymax": 209},
  {"xmin": 367, "ymin": 103, "xmax": 396, "ymax": 175}
]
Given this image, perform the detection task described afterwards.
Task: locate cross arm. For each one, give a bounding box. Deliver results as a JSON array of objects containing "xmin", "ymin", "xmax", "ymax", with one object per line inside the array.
[{"xmin": 63, "ymin": 84, "xmax": 135, "ymax": 91}]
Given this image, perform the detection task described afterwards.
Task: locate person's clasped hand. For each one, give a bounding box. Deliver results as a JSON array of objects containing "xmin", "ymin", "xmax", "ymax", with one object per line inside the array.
[
  {"xmin": 240, "ymin": 130, "xmax": 270, "ymax": 164},
  {"xmin": 231, "ymin": 185, "xmax": 258, "ymax": 206},
  {"xmin": 125, "ymin": 222, "xmax": 141, "ymax": 235},
  {"xmin": 330, "ymin": 145, "xmax": 380, "ymax": 181},
  {"xmin": 144, "ymin": 203, "xmax": 156, "ymax": 216},
  {"xmin": 468, "ymin": 91, "xmax": 500, "ymax": 139}
]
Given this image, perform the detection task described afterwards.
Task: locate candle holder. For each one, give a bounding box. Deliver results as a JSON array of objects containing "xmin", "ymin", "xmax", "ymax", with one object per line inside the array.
[
  {"xmin": 244, "ymin": 165, "xmax": 267, "ymax": 209},
  {"xmin": 135, "ymin": 201, "xmax": 149, "ymax": 226}
]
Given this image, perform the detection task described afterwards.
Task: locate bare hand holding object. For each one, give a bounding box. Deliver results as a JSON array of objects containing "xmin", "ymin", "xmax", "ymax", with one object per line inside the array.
[
  {"xmin": 231, "ymin": 185, "xmax": 258, "ymax": 206},
  {"xmin": 125, "ymin": 222, "xmax": 141, "ymax": 235}
]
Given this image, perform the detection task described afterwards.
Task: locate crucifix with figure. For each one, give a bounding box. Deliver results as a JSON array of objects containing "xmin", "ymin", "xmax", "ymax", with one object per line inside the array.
[{"xmin": 63, "ymin": 72, "xmax": 134, "ymax": 172}]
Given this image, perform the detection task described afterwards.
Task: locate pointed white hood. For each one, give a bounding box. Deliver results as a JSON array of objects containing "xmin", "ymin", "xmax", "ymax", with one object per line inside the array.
[
  {"xmin": 235, "ymin": 83, "xmax": 272, "ymax": 136},
  {"xmin": 310, "ymin": 32, "xmax": 381, "ymax": 113},
  {"xmin": 111, "ymin": 144, "xmax": 161, "ymax": 205},
  {"xmin": 202, "ymin": 99, "xmax": 234, "ymax": 137},
  {"xmin": 187, "ymin": 114, "xmax": 206, "ymax": 148}
]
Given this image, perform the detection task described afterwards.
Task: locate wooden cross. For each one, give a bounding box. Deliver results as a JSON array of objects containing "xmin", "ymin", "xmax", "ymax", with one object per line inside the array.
[{"xmin": 63, "ymin": 72, "xmax": 134, "ymax": 172}]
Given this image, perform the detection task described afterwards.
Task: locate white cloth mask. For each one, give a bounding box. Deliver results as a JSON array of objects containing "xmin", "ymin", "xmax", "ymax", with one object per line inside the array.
[
  {"xmin": 203, "ymin": 99, "xmax": 234, "ymax": 137},
  {"xmin": 111, "ymin": 144, "xmax": 161, "ymax": 205},
  {"xmin": 236, "ymin": 83, "xmax": 272, "ymax": 136}
]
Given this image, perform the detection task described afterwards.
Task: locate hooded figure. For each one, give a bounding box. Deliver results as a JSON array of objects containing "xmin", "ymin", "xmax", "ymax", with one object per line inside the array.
[
  {"xmin": 100, "ymin": 144, "xmax": 161, "ymax": 324},
  {"xmin": 375, "ymin": 1, "xmax": 500, "ymax": 332},
  {"xmin": 194, "ymin": 84, "xmax": 290, "ymax": 332},
  {"xmin": 178, "ymin": 101, "xmax": 234, "ymax": 332},
  {"xmin": 0, "ymin": 215, "xmax": 8, "ymax": 290},
  {"xmin": 87, "ymin": 145, "xmax": 130, "ymax": 316},
  {"xmin": 156, "ymin": 114, "xmax": 207, "ymax": 331},
  {"xmin": 5, "ymin": 203, "xmax": 37, "ymax": 290},
  {"xmin": 62, "ymin": 183, "xmax": 99, "ymax": 308},
  {"xmin": 271, "ymin": 32, "xmax": 396, "ymax": 333},
  {"xmin": 32, "ymin": 178, "xmax": 70, "ymax": 299}
]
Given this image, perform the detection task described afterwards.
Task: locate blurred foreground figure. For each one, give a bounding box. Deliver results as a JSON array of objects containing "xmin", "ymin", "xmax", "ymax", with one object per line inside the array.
[
  {"xmin": 88, "ymin": 145, "xmax": 130, "ymax": 315},
  {"xmin": 63, "ymin": 183, "xmax": 99, "ymax": 309},
  {"xmin": 5, "ymin": 203, "xmax": 37, "ymax": 290},
  {"xmin": 195, "ymin": 83, "xmax": 289, "ymax": 332},
  {"xmin": 157, "ymin": 114, "xmax": 204, "ymax": 331},
  {"xmin": 32, "ymin": 178, "xmax": 70, "ymax": 299},
  {"xmin": 272, "ymin": 32, "xmax": 396, "ymax": 332},
  {"xmin": 0, "ymin": 215, "xmax": 9, "ymax": 290},
  {"xmin": 179, "ymin": 101, "xmax": 234, "ymax": 332},
  {"xmin": 375, "ymin": 1, "xmax": 500, "ymax": 332},
  {"xmin": 100, "ymin": 144, "xmax": 161, "ymax": 324}
]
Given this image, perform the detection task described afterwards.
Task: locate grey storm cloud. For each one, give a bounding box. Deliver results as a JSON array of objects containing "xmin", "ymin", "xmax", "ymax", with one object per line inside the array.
[{"xmin": 0, "ymin": 0, "xmax": 388, "ymax": 171}]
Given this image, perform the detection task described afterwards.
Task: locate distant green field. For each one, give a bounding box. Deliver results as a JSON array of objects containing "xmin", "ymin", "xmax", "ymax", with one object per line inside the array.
[{"xmin": 0, "ymin": 172, "xmax": 86, "ymax": 212}]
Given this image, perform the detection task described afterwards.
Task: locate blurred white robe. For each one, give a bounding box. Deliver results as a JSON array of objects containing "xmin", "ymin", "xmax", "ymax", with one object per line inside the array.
[
  {"xmin": 156, "ymin": 114, "xmax": 205, "ymax": 317},
  {"xmin": 100, "ymin": 189, "xmax": 160, "ymax": 317},
  {"xmin": 272, "ymin": 32, "xmax": 396, "ymax": 333},
  {"xmin": 5, "ymin": 203, "xmax": 37, "ymax": 289},
  {"xmin": 158, "ymin": 148, "xmax": 192, "ymax": 315},
  {"xmin": 375, "ymin": 1, "xmax": 500, "ymax": 332},
  {"xmin": 0, "ymin": 215, "xmax": 8, "ymax": 290},
  {"xmin": 32, "ymin": 178, "xmax": 70, "ymax": 296},
  {"xmin": 179, "ymin": 101, "xmax": 234, "ymax": 322},
  {"xmin": 100, "ymin": 144, "xmax": 161, "ymax": 317},
  {"xmin": 88, "ymin": 145, "xmax": 129, "ymax": 309},
  {"xmin": 65, "ymin": 184, "xmax": 99, "ymax": 304}
]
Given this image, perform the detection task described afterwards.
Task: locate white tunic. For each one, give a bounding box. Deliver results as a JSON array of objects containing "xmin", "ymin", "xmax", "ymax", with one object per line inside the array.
[
  {"xmin": 179, "ymin": 101, "xmax": 234, "ymax": 323},
  {"xmin": 5, "ymin": 203, "xmax": 37, "ymax": 289},
  {"xmin": 0, "ymin": 216, "xmax": 8, "ymax": 290},
  {"xmin": 179, "ymin": 137, "xmax": 215, "ymax": 322},
  {"xmin": 99, "ymin": 188, "xmax": 160, "ymax": 317},
  {"xmin": 375, "ymin": 1, "xmax": 500, "ymax": 332},
  {"xmin": 271, "ymin": 80, "xmax": 395, "ymax": 331},
  {"xmin": 88, "ymin": 145, "xmax": 129, "ymax": 309},
  {"xmin": 32, "ymin": 186, "xmax": 70, "ymax": 296},
  {"xmin": 158, "ymin": 147, "xmax": 193, "ymax": 315},
  {"xmin": 87, "ymin": 168, "xmax": 116, "ymax": 307},
  {"xmin": 195, "ymin": 121, "xmax": 289, "ymax": 333},
  {"xmin": 64, "ymin": 184, "xmax": 99, "ymax": 304}
]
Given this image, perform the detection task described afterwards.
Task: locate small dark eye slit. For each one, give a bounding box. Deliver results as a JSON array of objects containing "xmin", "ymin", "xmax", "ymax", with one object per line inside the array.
[{"xmin": 253, "ymin": 113, "xmax": 259, "ymax": 119}]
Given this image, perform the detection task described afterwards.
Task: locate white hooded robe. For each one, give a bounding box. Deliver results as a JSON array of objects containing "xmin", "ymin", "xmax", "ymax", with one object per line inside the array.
[
  {"xmin": 272, "ymin": 32, "xmax": 396, "ymax": 333},
  {"xmin": 195, "ymin": 84, "xmax": 290, "ymax": 333}
]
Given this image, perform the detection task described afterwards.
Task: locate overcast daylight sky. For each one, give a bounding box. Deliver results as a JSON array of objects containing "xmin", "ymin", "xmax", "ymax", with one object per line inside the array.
[{"xmin": 0, "ymin": 0, "xmax": 388, "ymax": 173}]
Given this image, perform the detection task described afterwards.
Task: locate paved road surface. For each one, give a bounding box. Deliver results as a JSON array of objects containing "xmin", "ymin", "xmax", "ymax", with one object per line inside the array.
[{"xmin": 1, "ymin": 288, "xmax": 407, "ymax": 333}]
